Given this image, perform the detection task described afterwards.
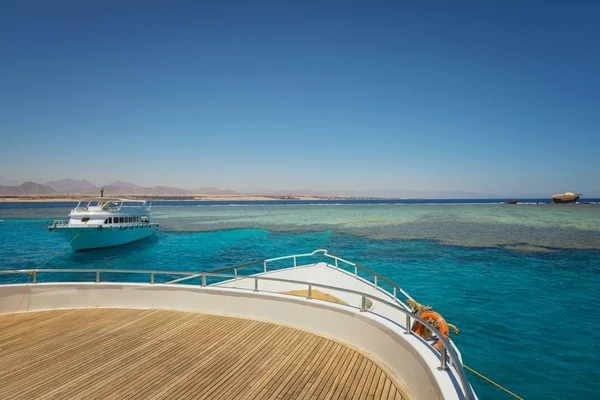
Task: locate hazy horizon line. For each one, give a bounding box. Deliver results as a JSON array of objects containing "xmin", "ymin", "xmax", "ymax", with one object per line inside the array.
[{"xmin": 0, "ymin": 176, "xmax": 597, "ymax": 198}]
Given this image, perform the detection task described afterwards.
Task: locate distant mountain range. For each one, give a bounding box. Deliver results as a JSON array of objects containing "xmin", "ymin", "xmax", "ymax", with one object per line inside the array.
[
  {"xmin": 0, "ymin": 177, "xmax": 567, "ymax": 198},
  {"xmin": 0, "ymin": 181, "xmax": 58, "ymax": 195},
  {"xmin": 0, "ymin": 179, "xmax": 241, "ymax": 196}
]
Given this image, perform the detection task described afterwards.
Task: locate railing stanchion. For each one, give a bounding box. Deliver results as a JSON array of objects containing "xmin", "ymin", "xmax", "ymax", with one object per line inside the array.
[
  {"xmin": 234, "ymin": 268, "xmax": 238, "ymax": 280},
  {"xmin": 438, "ymin": 346, "xmax": 448, "ymax": 371},
  {"xmin": 32, "ymin": 271, "xmax": 36, "ymax": 284},
  {"xmin": 96, "ymin": 271, "xmax": 100, "ymax": 283},
  {"xmin": 201, "ymin": 274, "xmax": 206, "ymax": 287},
  {"xmin": 374, "ymin": 276, "xmax": 378, "ymax": 289},
  {"xmin": 360, "ymin": 296, "xmax": 366, "ymax": 312},
  {"xmin": 394, "ymin": 287, "xmax": 397, "ymax": 300},
  {"xmin": 254, "ymin": 277, "xmax": 258, "ymax": 292},
  {"xmin": 294, "ymin": 257, "xmax": 297, "ymax": 268},
  {"xmin": 263, "ymin": 261, "xmax": 267, "ymax": 273},
  {"xmin": 405, "ymin": 315, "xmax": 411, "ymax": 334},
  {"xmin": 307, "ymin": 284, "xmax": 312, "ymax": 299},
  {"xmin": 335, "ymin": 258, "xmax": 338, "ymax": 269},
  {"xmin": 150, "ymin": 272, "xmax": 154, "ymax": 284},
  {"xmin": 354, "ymin": 266, "xmax": 358, "ymax": 277}
]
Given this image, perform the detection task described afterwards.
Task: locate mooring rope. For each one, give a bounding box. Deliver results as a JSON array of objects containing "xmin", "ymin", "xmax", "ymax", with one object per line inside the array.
[
  {"xmin": 464, "ymin": 364, "xmax": 524, "ymax": 400},
  {"xmin": 13, "ymin": 233, "xmax": 80, "ymax": 312}
]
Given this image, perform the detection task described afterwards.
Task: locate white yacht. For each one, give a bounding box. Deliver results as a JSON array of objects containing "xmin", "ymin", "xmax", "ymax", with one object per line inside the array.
[
  {"xmin": 48, "ymin": 198, "xmax": 158, "ymax": 251},
  {"xmin": 0, "ymin": 250, "xmax": 479, "ymax": 399}
]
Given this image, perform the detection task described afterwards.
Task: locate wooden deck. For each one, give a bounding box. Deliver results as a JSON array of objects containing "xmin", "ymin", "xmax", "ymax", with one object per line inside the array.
[{"xmin": 0, "ymin": 309, "xmax": 409, "ymax": 400}]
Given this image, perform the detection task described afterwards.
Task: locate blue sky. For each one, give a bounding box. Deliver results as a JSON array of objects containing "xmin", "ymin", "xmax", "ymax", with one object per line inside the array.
[{"xmin": 1, "ymin": 1, "xmax": 598, "ymax": 195}]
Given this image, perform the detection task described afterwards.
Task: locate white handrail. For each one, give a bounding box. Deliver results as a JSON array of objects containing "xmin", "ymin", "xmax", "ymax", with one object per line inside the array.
[{"xmin": 256, "ymin": 249, "xmax": 413, "ymax": 305}]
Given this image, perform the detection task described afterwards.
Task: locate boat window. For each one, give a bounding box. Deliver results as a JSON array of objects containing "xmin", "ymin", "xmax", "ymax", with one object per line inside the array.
[
  {"xmin": 104, "ymin": 218, "xmax": 108, "ymax": 224},
  {"xmin": 81, "ymin": 217, "xmax": 89, "ymax": 223},
  {"xmin": 108, "ymin": 217, "xmax": 112, "ymax": 224},
  {"xmin": 119, "ymin": 217, "xmax": 124, "ymax": 223}
]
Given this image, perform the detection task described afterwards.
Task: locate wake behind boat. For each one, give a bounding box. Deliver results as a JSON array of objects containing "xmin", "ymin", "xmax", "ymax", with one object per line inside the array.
[{"xmin": 48, "ymin": 198, "xmax": 158, "ymax": 251}]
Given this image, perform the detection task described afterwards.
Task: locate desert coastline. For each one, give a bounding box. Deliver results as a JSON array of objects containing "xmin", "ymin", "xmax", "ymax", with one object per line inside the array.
[
  {"xmin": 0, "ymin": 180, "xmax": 379, "ymax": 202},
  {"xmin": 0, "ymin": 194, "xmax": 363, "ymax": 203}
]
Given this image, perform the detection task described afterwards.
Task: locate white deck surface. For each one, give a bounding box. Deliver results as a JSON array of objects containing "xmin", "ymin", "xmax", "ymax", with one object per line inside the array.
[{"xmin": 214, "ymin": 262, "xmax": 406, "ymax": 311}]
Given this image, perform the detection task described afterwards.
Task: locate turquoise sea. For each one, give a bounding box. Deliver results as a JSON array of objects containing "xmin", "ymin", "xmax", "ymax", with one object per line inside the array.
[{"xmin": 1, "ymin": 202, "xmax": 599, "ymax": 399}]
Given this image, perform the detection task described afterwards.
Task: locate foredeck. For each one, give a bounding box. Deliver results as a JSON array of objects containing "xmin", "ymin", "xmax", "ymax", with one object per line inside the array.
[{"xmin": 0, "ymin": 308, "xmax": 409, "ymax": 400}]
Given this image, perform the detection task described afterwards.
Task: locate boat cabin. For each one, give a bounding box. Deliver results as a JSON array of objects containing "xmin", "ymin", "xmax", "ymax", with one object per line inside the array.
[{"xmin": 67, "ymin": 199, "xmax": 152, "ymax": 226}]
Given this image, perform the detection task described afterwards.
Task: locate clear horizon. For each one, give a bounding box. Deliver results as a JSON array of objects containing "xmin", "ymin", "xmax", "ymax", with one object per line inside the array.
[{"xmin": 1, "ymin": 1, "xmax": 599, "ymax": 196}]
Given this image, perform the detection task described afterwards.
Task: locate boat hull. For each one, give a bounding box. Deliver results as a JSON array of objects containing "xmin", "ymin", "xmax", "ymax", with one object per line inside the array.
[
  {"xmin": 55, "ymin": 224, "xmax": 158, "ymax": 251},
  {"xmin": 552, "ymin": 196, "xmax": 579, "ymax": 204}
]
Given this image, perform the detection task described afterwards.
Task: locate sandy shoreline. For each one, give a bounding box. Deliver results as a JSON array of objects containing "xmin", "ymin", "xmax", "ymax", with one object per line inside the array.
[{"xmin": 0, "ymin": 195, "xmax": 358, "ymax": 203}]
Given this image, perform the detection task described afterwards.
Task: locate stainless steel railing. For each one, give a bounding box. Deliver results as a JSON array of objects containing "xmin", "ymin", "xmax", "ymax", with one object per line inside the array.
[
  {"xmin": 0, "ymin": 263, "xmax": 475, "ymax": 400},
  {"xmin": 209, "ymin": 249, "xmax": 414, "ymax": 306},
  {"xmin": 49, "ymin": 220, "xmax": 69, "ymax": 228}
]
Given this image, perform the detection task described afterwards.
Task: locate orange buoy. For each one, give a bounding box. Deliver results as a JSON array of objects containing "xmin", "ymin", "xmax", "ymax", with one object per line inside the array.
[{"xmin": 413, "ymin": 311, "xmax": 450, "ymax": 351}]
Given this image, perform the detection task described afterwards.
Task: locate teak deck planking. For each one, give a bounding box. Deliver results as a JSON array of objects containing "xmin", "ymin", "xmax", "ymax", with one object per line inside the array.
[{"xmin": 0, "ymin": 309, "xmax": 408, "ymax": 400}]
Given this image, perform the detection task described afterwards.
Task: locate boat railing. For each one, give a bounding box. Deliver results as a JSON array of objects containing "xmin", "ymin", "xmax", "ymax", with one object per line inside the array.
[
  {"xmin": 0, "ymin": 266, "xmax": 475, "ymax": 400},
  {"xmin": 49, "ymin": 220, "xmax": 69, "ymax": 229},
  {"xmin": 209, "ymin": 249, "xmax": 414, "ymax": 307}
]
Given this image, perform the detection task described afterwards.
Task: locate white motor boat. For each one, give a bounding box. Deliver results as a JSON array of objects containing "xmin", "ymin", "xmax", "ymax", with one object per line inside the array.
[
  {"xmin": 0, "ymin": 249, "xmax": 478, "ymax": 399},
  {"xmin": 48, "ymin": 198, "xmax": 158, "ymax": 251}
]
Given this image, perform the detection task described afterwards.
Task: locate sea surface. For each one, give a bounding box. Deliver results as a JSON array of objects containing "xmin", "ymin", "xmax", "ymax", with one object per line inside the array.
[{"xmin": 1, "ymin": 200, "xmax": 599, "ymax": 399}]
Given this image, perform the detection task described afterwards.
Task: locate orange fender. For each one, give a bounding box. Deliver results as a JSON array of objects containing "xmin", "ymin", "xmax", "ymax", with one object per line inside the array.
[{"xmin": 413, "ymin": 311, "xmax": 449, "ymax": 351}]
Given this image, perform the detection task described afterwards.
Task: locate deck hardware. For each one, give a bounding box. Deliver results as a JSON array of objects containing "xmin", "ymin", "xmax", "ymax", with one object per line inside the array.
[
  {"xmin": 95, "ymin": 271, "xmax": 100, "ymax": 283},
  {"xmin": 438, "ymin": 347, "xmax": 448, "ymax": 371},
  {"xmin": 405, "ymin": 315, "xmax": 411, "ymax": 334},
  {"xmin": 150, "ymin": 272, "xmax": 154, "ymax": 284},
  {"xmin": 201, "ymin": 274, "xmax": 206, "ymax": 287},
  {"xmin": 307, "ymin": 284, "xmax": 312, "ymax": 299}
]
